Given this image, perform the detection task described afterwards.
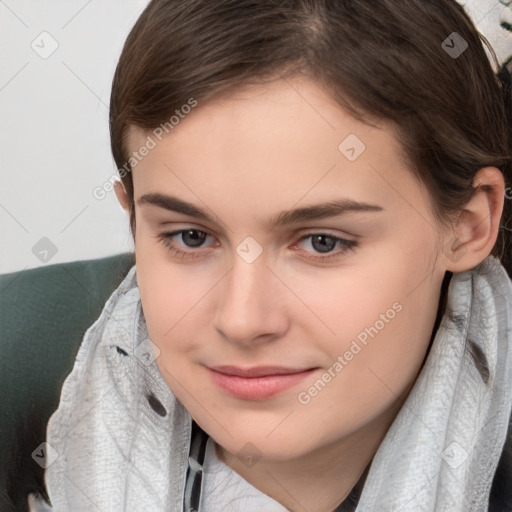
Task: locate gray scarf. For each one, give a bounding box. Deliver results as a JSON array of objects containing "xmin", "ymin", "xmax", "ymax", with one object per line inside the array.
[{"xmin": 32, "ymin": 256, "xmax": 512, "ymax": 511}]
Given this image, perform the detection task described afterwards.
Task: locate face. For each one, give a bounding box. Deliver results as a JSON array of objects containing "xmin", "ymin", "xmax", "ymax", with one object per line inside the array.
[{"xmin": 127, "ymin": 76, "xmax": 449, "ymax": 463}]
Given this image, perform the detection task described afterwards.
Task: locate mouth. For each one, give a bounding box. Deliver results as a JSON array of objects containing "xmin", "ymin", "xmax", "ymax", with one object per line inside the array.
[{"xmin": 208, "ymin": 365, "xmax": 317, "ymax": 400}]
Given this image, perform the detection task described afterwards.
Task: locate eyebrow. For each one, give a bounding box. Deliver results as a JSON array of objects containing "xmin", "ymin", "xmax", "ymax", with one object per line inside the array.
[{"xmin": 137, "ymin": 193, "xmax": 384, "ymax": 229}]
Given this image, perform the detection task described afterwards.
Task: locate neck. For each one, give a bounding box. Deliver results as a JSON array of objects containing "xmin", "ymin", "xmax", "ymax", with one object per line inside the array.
[{"xmin": 215, "ymin": 384, "xmax": 412, "ymax": 512}]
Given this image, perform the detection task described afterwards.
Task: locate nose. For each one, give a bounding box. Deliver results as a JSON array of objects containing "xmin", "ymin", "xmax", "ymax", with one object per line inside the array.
[{"xmin": 213, "ymin": 250, "xmax": 289, "ymax": 346}]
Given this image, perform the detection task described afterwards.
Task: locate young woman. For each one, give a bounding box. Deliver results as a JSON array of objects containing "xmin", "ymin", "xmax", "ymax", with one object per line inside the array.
[{"xmin": 30, "ymin": 0, "xmax": 512, "ymax": 510}]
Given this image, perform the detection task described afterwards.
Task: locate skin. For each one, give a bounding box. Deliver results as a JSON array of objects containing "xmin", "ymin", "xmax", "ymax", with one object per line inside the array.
[{"xmin": 114, "ymin": 75, "xmax": 504, "ymax": 512}]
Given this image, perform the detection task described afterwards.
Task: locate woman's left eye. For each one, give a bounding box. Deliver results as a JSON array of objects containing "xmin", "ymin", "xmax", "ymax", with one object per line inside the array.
[
  {"xmin": 156, "ymin": 229, "xmax": 356, "ymax": 261},
  {"xmin": 294, "ymin": 233, "xmax": 356, "ymax": 261}
]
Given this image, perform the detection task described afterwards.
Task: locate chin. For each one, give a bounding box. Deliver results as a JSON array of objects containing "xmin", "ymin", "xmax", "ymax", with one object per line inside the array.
[{"xmin": 209, "ymin": 423, "xmax": 314, "ymax": 462}]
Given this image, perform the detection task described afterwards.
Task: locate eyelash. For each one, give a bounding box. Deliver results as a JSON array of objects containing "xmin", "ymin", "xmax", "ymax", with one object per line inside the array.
[{"xmin": 156, "ymin": 228, "xmax": 357, "ymax": 262}]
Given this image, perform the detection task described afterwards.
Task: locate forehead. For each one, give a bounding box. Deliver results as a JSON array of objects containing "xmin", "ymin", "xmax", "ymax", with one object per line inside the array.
[
  {"xmin": 126, "ymin": 76, "xmax": 400, "ymax": 160},
  {"xmin": 125, "ymin": 76, "xmax": 427, "ymax": 227}
]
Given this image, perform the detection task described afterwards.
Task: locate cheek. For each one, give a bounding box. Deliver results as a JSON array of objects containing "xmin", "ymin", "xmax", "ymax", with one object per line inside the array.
[
  {"xmin": 136, "ymin": 260, "xmax": 208, "ymax": 394},
  {"xmin": 288, "ymin": 261, "xmax": 409, "ymax": 351},
  {"xmin": 295, "ymin": 297, "xmax": 433, "ymax": 443},
  {"xmin": 135, "ymin": 241, "xmax": 200, "ymax": 347},
  {"xmin": 299, "ymin": 243, "xmax": 439, "ymax": 393}
]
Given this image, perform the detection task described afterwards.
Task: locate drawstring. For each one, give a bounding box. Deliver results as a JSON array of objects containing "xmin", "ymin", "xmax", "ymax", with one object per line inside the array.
[{"xmin": 183, "ymin": 421, "xmax": 209, "ymax": 512}]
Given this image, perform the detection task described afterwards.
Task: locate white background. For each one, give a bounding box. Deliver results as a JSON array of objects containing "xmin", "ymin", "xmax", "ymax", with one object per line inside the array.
[{"xmin": 0, "ymin": 0, "xmax": 510, "ymax": 274}]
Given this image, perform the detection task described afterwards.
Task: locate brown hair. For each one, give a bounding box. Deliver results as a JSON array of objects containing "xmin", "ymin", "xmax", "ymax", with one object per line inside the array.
[{"xmin": 109, "ymin": 0, "xmax": 512, "ymax": 277}]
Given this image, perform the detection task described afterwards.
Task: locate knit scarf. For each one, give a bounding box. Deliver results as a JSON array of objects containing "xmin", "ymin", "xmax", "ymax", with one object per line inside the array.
[{"xmin": 34, "ymin": 257, "xmax": 512, "ymax": 511}]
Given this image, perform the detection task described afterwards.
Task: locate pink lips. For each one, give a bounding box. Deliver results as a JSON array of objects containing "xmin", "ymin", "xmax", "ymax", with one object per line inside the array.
[{"xmin": 208, "ymin": 365, "xmax": 316, "ymax": 400}]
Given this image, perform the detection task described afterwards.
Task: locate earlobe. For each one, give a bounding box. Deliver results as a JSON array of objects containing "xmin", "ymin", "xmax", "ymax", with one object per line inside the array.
[
  {"xmin": 443, "ymin": 167, "xmax": 505, "ymax": 273},
  {"xmin": 114, "ymin": 180, "xmax": 130, "ymax": 212}
]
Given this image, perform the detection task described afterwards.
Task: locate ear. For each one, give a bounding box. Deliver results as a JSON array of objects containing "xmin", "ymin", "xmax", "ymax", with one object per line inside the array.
[
  {"xmin": 114, "ymin": 180, "xmax": 130, "ymax": 212},
  {"xmin": 442, "ymin": 167, "xmax": 505, "ymax": 272}
]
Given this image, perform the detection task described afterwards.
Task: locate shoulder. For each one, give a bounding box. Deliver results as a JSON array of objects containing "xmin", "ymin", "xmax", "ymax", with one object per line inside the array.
[{"xmin": 0, "ymin": 253, "xmax": 135, "ymax": 511}]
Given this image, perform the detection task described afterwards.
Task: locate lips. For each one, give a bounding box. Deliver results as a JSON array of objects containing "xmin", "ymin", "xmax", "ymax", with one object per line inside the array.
[{"xmin": 208, "ymin": 365, "xmax": 316, "ymax": 400}]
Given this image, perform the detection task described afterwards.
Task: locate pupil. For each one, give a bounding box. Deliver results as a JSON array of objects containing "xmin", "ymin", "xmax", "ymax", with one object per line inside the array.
[
  {"xmin": 312, "ymin": 235, "xmax": 335, "ymax": 253},
  {"xmin": 183, "ymin": 230, "xmax": 206, "ymax": 247}
]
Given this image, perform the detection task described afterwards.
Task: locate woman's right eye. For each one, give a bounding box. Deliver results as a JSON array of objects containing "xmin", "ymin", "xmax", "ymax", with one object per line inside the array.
[{"xmin": 156, "ymin": 229, "xmax": 215, "ymax": 259}]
